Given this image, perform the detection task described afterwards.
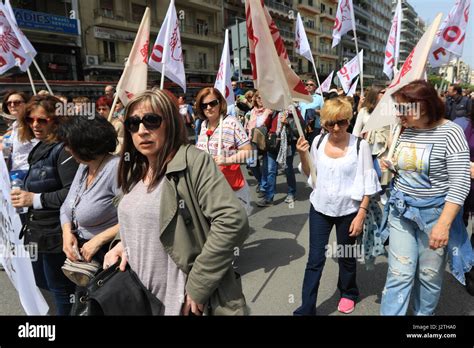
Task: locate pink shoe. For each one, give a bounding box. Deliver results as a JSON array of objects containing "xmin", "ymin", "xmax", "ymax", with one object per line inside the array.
[{"xmin": 337, "ymin": 298, "xmax": 355, "ymax": 314}]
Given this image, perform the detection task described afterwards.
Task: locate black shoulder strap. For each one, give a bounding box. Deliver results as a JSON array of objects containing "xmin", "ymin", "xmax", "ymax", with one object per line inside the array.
[
  {"xmin": 317, "ymin": 133, "xmax": 362, "ymax": 155},
  {"xmin": 316, "ymin": 133, "xmax": 327, "ymax": 150}
]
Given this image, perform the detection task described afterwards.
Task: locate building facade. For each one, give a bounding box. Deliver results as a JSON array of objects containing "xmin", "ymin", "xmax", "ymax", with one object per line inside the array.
[{"xmin": 10, "ymin": 0, "xmax": 82, "ymax": 81}]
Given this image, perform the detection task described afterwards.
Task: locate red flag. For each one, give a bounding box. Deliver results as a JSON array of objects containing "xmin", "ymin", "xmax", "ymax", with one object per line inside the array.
[{"xmin": 246, "ymin": 0, "xmax": 311, "ymax": 110}]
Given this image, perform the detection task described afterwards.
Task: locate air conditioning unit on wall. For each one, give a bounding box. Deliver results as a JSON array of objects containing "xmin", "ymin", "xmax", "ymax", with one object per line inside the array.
[{"xmin": 85, "ymin": 55, "xmax": 99, "ymax": 65}]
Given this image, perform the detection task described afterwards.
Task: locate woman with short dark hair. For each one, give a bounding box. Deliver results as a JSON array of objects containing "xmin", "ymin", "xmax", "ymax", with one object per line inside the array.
[
  {"xmin": 11, "ymin": 95, "xmax": 79, "ymax": 315},
  {"xmin": 58, "ymin": 116, "xmax": 119, "ymax": 301},
  {"xmin": 379, "ymin": 80, "xmax": 473, "ymax": 315}
]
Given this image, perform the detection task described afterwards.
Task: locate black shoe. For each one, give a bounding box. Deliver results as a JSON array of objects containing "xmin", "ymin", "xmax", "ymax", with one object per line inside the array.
[{"xmin": 256, "ymin": 198, "xmax": 274, "ymax": 207}]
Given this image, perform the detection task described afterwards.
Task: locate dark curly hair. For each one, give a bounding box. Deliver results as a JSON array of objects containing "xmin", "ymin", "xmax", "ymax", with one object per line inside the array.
[{"xmin": 57, "ymin": 116, "xmax": 118, "ymax": 161}]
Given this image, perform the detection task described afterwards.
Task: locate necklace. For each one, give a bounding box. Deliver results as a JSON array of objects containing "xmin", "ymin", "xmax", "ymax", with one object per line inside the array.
[{"xmin": 87, "ymin": 154, "xmax": 108, "ymax": 187}]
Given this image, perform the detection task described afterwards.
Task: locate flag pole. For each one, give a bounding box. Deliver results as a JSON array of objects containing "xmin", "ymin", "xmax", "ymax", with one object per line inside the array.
[
  {"xmin": 288, "ymin": 103, "xmax": 317, "ymax": 188},
  {"xmin": 30, "ymin": 56, "xmax": 53, "ymax": 95},
  {"xmin": 217, "ymin": 29, "xmax": 230, "ymax": 158},
  {"xmin": 350, "ymin": 6, "xmax": 363, "ymax": 98},
  {"xmin": 160, "ymin": 0, "xmax": 174, "ymax": 90},
  {"xmin": 310, "ymin": 58, "xmax": 323, "ymax": 95},
  {"xmin": 26, "ymin": 68, "xmax": 37, "ymax": 95},
  {"xmin": 107, "ymin": 94, "xmax": 120, "ymax": 122}
]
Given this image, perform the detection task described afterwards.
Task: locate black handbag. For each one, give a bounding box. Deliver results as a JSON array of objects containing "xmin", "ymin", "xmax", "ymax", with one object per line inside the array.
[
  {"xmin": 79, "ymin": 261, "xmax": 164, "ymax": 315},
  {"xmin": 266, "ymin": 132, "xmax": 281, "ymax": 154}
]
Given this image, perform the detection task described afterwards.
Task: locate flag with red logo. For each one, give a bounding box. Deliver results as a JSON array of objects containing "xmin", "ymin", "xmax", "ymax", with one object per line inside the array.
[
  {"xmin": 115, "ymin": 7, "xmax": 150, "ymax": 105},
  {"xmin": 337, "ymin": 50, "xmax": 363, "ymax": 94},
  {"xmin": 149, "ymin": 0, "xmax": 186, "ymax": 92},
  {"xmin": 295, "ymin": 13, "xmax": 314, "ymax": 64},
  {"xmin": 0, "ymin": 1, "xmax": 34, "ymax": 74},
  {"xmin": 362, "ymin": 14, "xmax": 443, "ymax": 133},
  {"xmin": 214, "ymin": 29, "xmax": 234, "ymax": 106},
  {"xmin": 383, "ymin": 0, "xmax": 402, "ymax": 79},
  {"xmin": 429, "ymin": 0, "xmax": 471, "ymax": 67},
  {"xmin": 347, "ymin": 76, "xmax": 359, "ymax": 97},
  {"xmin": 246, "ymin": 0, "xmax": 311, "ymax": 110},
  {"xmin": 316, "ymin": 70, "xmax": 334, "ymax": 94},
  {"xmin": 332, "ymin": 0, "xmax": 356, "ymax": 48}
]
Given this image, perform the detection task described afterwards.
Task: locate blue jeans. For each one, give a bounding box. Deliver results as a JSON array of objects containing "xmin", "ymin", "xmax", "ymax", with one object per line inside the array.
[
  {"xmin": 262, "ymin": 151, "xmax": 278, "ymax": 201},
  {"xmin": 294, "ymin": 207, "xmax": 359, "ymax": 315},
  {"xmin": 285, "ymin": 143, "xmax": 296, "ymax": 197},
  {"xmin": 194, "ymin": 118, "xmax": 202, "ymax": 142},
  {"xmin": 32, "ymin": 252, "xmax": 76, "ymax": 315},
  {"xmin": 380, "ymin": 206, "xmax": 448, "ymax": 315}
]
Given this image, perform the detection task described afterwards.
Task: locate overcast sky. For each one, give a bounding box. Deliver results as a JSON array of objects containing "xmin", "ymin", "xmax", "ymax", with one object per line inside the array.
[{"xmin": 408, "ymin": 0, "xmax": 474, "ymax": 68}]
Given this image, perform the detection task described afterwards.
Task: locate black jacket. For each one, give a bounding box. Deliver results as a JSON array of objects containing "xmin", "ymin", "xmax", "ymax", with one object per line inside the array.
[
  {"xmin": 446, "ymin": 95, "xmax": 472, "ymax": 120},
  {"xmin": 23, "ymin": 141, "xmax": 79, "ymax": 253}
]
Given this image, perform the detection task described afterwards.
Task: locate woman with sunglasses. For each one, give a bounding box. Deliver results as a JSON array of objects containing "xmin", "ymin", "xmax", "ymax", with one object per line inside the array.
[
  {"xmin": 103, "ymin": 90, "xmax": 248, "ymax": 315},
  {"xmin": 379, "ymin": 80, "xmax": 473, "ymax": 315},
  {"xmin": 11, "ymin": 95, "xmax": 79, "ymax": 315},
  {"xmin": 293, "ymin": 97, "xmax": 381, "ymax": 315},
  {"xmin": 1, "ymin": 91, "xmax": 38, "ymax": 181},
  {"xmin": 194, "ymin": 87, "xmax": 253, "ymax": 214}
]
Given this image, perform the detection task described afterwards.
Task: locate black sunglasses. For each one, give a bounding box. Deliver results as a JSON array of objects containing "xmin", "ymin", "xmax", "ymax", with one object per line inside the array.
[
  {"xmin": 124, "ymin": 113, "xmax": 163, "ymax": 133},
  {"xmin": 325, "ymin": 119, "xmax": 349, "ymax": 128},
  {"xmin": 201, "ymin": 99, "xmax": 219, "ymax": 110}
]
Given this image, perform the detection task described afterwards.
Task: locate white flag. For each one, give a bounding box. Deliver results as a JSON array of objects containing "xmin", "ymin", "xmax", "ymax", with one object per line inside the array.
[
  {"xmin": 332, "ymin": 0, "xmax": 356, "ymax": 48},
  {"xmin": 214, "ymin": 29, "xmax": 234, "ymax": 106},
  {"xmin": 337, "ymin": 50, "xmax": 363, "ymax": 94},
  {"xmin": 383, "ymin": 0, "xmax": 402, "ymax": 79},
  {"xmin": 295, "ymin": 13, "xmax": 314, "ymax": 63},
  {"xmin": 0, "ymin": 2, "xmax": 34, "ymax": 73},
  {"xmin": 429, "ymin": 0, "xmax": 471, "ymax": 67},
  {"xmin": 362, "ymin": 14, "xmax": 443, "ymax": 133},
  {"xmin": 246, "ymin": 0, "xmax": 311, "ymax": 111},
  {"xmin": 347, "ymin": 76, "xmax": 359, "ymax": 97},
  {"xmin": 4, "ymin": 0, "xmax": 36, "ymax": 57},
  {"xmin": 316, "ymin": 70, "xmax": 334, "ymax": 94},
  {"xmin": 149, "ymin": 0, "xmax": 186, "ymax": 92},
  {"xmin": 115, "ymin": 8, "xmax": 150, "ymax": 106}
]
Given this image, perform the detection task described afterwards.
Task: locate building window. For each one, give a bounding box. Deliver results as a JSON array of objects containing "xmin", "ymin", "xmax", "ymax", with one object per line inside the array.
[
  {"xmin": 307, "ymin": 19, "xmax": 315, "ymax": 29},
  {"xmin": 131, "ymin": 4, "xmax": 146, "ymax": 22},
  {"xmin": 103, "ymin": 41, "xmax": 116, "ymax": 63},
  {"xmin": 329, "ymin": 7, "xmax": 333, "ymax": 15},
  {"xmin": 320, "ymin": 3, "xmax": 325, "ymax": 13},
  {"xmin": 100, "ymin": 0, "xmax": 114, "ymax": 17},
  {"xmin": 198, "ymin": 52, "xmax": 207, "ymax": 69},
  {"xmin": 308, "ymin": 0, "xmax": 313, "ymax": 6},
  {"xmin": 196, "ymin": 19, "xmax": 209, "ymax": 36}
]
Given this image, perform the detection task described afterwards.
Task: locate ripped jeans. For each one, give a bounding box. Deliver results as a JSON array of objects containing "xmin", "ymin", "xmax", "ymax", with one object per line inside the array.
[{"xmin": 380, "ymin": 206, "xmax": 448, "ymax": 315}]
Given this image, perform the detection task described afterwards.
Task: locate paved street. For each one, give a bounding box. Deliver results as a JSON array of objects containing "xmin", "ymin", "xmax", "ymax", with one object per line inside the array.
[{"xmin": 0, "ymin": 154, "xmax": 473, "ymax": 316}]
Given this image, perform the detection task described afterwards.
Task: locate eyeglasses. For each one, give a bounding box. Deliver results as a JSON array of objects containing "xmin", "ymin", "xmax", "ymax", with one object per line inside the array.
[
  {"xmin": 124, "ymin": 113, "xmax": 163, "ymax": 133},
  {"xmin": 306, "ymin": 83, "xmax": 316, "ymax": 87},
  {"xmin": 26, "ymin": 116, "xmax": 51, "ymax": 125},
  {"xmin": 325, "ymin": 119, "xmax": 349, "ymax": 128},
  {"xmin": 201, "ymin": 99, "xmax": 219, "ymax": 110},
  {"xmin": 7, "ymin": 100, "xmax": 24, "ymax": 107}
]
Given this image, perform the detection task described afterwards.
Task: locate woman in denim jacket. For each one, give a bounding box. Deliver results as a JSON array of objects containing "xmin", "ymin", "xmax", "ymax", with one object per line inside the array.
[{"xmin": 379, "ymin": 80, "xmax": 474, "ymax": 315}]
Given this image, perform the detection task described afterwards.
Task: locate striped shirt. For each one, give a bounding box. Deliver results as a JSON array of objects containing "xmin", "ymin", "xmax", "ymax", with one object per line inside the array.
[
  {"xmin": 393, "ymin": 120, "xmax": 470, "ymax": 205},
  {"xmin": 196, "ymin": 115, "xmax": 249, "ymax": 157}
]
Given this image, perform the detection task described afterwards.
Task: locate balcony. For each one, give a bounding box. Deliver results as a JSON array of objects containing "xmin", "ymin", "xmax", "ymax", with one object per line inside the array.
[
  {"xmin": 317, "ymin": 48, "xmax": 338, "ymax": 59},
  {"xmin": 279, "ymin": 28, "xmax": 295, "ymax": 42},
  {"xmin": 265, "ymin": 0, "xmax": 293, "ymax": 18},
  {"xmin": 180, "ymin": 24, "xmax": 223, "ymax": 45},
  {"xmin": 355, "ymin": 21, "xmax": 370, "ymax": 34},
  {"xmin": 93, "ymin": 8, "xmax": 160, "ymax": 31},
  {"xmin": 177, "ymin": 0, "xmax": 222, "ymax": 11},
  {"xmin": 342, "ymin": 37, "xmax": 371, "ymax": 51},
  {"xmin": 304, "ymin": 24, "xmax": 319, "ymax": 35},
  {"xmin": 319, "ymin": 26, "xmax": 333, "ymax": 39},
  {"xmin": 353, "ymin": 4, "xmax": 370, "ymax": 21},
  {"xmin": 94, "ymin": 55, "xmax": 129, "ymax": 68},
  {"xmin": 297, "ymin": 3, "xmax": 320, "ymax": 15},
  {"xmin": 184, "ymin": 60, "xmax": 220, "ymax": 74},
  {"xmin": 319, "ymin": 11, "xmax": 335, "ymax": 21}
]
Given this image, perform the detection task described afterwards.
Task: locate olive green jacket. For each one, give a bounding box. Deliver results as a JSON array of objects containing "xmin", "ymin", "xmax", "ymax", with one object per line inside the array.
[{"xmin": 117, "ymin": 144, "xmax": 249, "ymax": 315}]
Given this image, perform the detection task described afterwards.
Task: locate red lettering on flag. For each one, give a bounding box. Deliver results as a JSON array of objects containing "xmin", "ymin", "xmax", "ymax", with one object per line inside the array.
[
  {"xmin": 246, "ymin": 5, "xmax": 258, "ymax": 81},
  {"xmin": 225, "ymin": 85, "xmax": 230, "ymax": 98},
  {"xmin": 389, "ymin": 48, "xmax": 415, "ymax": 89},
  {"xmin": 0, "ymin": 55, "xmax": 6, "ymax": 67},
  {"xmin": 293, "ymin": 80, "xmax": 307, "ymax": 95},
  {"xmin": 140, "ymin": 40, "xmax": 149, "ymax": 63},
  {"xmin": 443, "ymin": 26, "xmax": 461, "ymax": 42},
  {"xmin": 433, "ymin": 47, "xmax": 447, "ymax": 60},
  {"xmin": 12, "ymin": 51, "xmax": 25, "ymax": 65},
  {"xmin": 150, "ymin": 45, "xmax": 164, "ymax": 63}
]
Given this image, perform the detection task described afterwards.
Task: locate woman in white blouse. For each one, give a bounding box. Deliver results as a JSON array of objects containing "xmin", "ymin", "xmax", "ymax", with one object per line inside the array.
[{"xmin": 293, "ymin": 97, "xmax": 381, "ymax": 315}]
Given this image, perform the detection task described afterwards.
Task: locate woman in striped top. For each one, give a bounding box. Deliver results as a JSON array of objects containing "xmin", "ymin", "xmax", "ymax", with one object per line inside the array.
[{"xmin": 379, "ymin": 80, "xmax": 474, "ymax": 315}]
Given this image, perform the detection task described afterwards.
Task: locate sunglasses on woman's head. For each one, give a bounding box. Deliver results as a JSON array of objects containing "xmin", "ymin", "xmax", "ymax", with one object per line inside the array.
[
  {"xmin": 26, "ymin": 116, "xmax": 51, "ymax": 125},
  {"xmin": 200, "ymin": 99, "xmax": 219, "ymax": 110},
  {"xmin": 124, "ymin": 113, "xmax": 163, "ymax": 133},
  {"xmin": 325, "ymin": 119, "xmax": 349, "ymax": 128}
]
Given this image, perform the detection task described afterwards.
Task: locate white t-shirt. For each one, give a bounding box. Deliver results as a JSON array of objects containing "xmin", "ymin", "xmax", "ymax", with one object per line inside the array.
[
  {"xmin": 11, "ymin": 121, "xmax": 39, "ymax": 171},
  {"xmin": 300, "ymin": 134, "xmax": 381, "ymax": 217}
]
